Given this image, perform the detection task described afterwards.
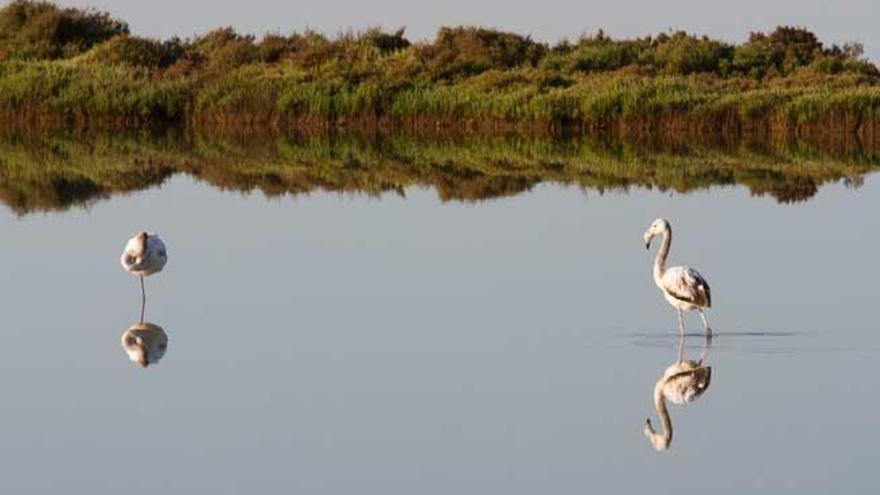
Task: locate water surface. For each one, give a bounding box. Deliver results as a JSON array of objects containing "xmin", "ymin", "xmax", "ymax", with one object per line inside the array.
[{"xmin": 1, "ymin": 132, "xmax": 877, "ymax": 493}]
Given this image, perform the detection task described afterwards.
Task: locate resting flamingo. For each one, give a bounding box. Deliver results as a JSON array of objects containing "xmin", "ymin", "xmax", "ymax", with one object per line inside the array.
[
  {"xmin": 644, "ymin": 218, "xmax": 712, "ymax": 336},
  {"xmin": 120, "ymin": 232, "xmax": 167, "ymax": 323},
  {"xmin": 121, "ymin": 322, "xmax": 169, "ymax": 368}
]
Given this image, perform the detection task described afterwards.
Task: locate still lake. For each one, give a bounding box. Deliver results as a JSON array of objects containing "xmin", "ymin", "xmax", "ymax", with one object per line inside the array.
[{"xmin": 0, "ymin": 131, "xmax": 877, "ymax": 493}]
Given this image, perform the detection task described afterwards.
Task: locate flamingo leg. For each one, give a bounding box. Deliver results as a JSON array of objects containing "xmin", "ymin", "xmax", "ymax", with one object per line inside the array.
[
  {"xmin": 676, "ymin": 309, "xmax": 685, "ymax": 336},
  {"xmin": 140, "ymin": 275, "xmax": 146, "ymax": 324},
  {"xmin": 676, "ymin": 333, "xmax": 684, "ymax": 364},
  {"xmin": 698, "ymin": 330, "xmax": 712, "ymax": 365},
  {"xmin": 699, "ymin": 309, "xmax": 712, "ymax": 338}
]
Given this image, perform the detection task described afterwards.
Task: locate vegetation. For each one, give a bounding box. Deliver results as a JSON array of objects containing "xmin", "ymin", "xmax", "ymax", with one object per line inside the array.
[
  {"xmin": 1, "ymin": 128, "xmax": 877, "ymax": 214},
  {"xmin": 0, "ymin": 1, "xmax": 878, "ymax": 136}
]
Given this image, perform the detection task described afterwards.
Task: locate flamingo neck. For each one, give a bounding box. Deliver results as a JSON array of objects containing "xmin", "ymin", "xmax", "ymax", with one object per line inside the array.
[
  {"xmin": 136, "ymin": 232, "xmax": 148, "ymax": 255},
  {"xmin": 647, "ymin": 380, "xmax": 672, "ymax": 450},
  {"xmin": 653, "ymin": 227, "xmax": 671, "ymax": 287}
]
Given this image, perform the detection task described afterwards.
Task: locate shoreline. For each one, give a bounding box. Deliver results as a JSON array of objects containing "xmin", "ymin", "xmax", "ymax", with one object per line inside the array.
[{"xmin": 1, "ymin": 110, "xmax": 878, "ymax": 144}]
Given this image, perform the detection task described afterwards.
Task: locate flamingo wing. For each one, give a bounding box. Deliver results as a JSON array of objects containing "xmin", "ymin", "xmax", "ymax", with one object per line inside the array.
[
  {"xmin": 144, "ymin": 235, "xmax": 168, "ymax": 272},
  {"xmin": 661, "ymin": 266, "xmax": 711, "ymax": 308},
  {"xmin": 121, "ymin": 233, "xmax": 167, "ymax": 274},
  {"xmin": 664, "ymin": 366, "xmax": 712, "ymax": 404}
]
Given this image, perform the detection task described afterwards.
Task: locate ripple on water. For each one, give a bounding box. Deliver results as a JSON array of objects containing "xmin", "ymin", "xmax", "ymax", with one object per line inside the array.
[{"xmin": 624, "ymin": 330, "xmax": 879, "ymax": 355}]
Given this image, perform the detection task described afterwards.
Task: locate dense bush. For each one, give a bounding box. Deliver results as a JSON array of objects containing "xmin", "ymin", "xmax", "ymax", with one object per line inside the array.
[
  {"xmin": 360, "ymin": 28, "xmax": 410, "ymax": 54},
  {"xmin": 258, "ymin": 34, "xmax": 293, "ymax": 63},
  {"xmin": 647, "ymin": 32, "xmax": 734, "ymax": 75},
  {"xmin": 0, "ymin": 0, "xmax": 127, "ymax": 60},
  {"xmin": 82, "ymin": 34, "xmax": 183, "ymax": 68},
  {"xmin": 188, "ymin": 27, "xmax": 259, "ymax": 71},
  {"xmin": 416, "ymin": 27, "xmax": 548, "ymax": 80},
  {"xmin": 0, "ymin": 1, "xmax": 877, "ymax": 133}
]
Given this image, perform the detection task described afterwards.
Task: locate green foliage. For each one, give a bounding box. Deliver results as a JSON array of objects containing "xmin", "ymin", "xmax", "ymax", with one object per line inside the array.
[
  {"xmin": 648, "ymin": 32, "xmax": 733, "ymax": 75},
  {"xmin": 258, "ymin": 34, "xmax": 293, "ymax": 63},
  {"xmin": 0, "ymin": 2, "xmax": 878, "ymax": 132},
  {"xmin": 189, "ymin": 27, "xmax": 259, "ymax": 71},
  {"xmin": 0, "ymin": 0, "xmax": 128, "ymax": 60},
  {"xmin": 733, "ymin": 40, "xmax": 775, "ymax": 79},
  {"xmin": 81, "ymin": 34, "xmax": 183, "ymax": 68},
  {"xmin": 417, "ymin": 27, "xmax": 547, "ymax": 80},
  {"xmin": 360, "ymin": 27, "xmax": 410, "ymax": 54},
  {"xmin": 0, "ymin": 60, "xmax": 191, "ymax": 121},
  {"xmin": 765, "ymin": 26, "xmax": 823, "ymax": 71},
  {"xmin": 566, "ymin": 42, "xmax": 640, "ymax": 73}
]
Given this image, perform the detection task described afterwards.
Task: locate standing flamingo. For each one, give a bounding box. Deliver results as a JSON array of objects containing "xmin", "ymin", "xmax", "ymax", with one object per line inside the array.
[
  {"xmin": 643, "ymin": 219, "xmax": 712, "ymax": 336},
  {"xmin": 120, "ymin": 232, "xmax": 167, "ymax": 323}
]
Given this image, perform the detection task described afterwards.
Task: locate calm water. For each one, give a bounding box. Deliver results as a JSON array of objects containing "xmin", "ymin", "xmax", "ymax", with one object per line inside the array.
[{"xmin": 1, "ymin": 132, "xmax": 878, "ymax": 493}]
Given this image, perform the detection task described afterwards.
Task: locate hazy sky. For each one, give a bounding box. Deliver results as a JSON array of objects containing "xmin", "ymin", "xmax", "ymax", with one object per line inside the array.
[{"xmin": 51, "ymin": 0, "xmax": 879, "ymax": 60}]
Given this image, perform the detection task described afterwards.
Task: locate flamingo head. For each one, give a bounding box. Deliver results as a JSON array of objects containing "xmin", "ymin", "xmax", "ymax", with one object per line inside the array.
[
  {"xmin": 644, "ymin": 218, "xmax": 670, "ymax": 249},
  {"xmin": 644, "ymin": 418, "xmax": 671, "ymax": 451},
  {"xmin": 122, "ymin": 334, "xmax": 149, "ymax": 367},
  {"xmin": 136, "ymin": 348, "xmax": 150, "ymax": 368},
  {"xmin": 136, "ymin": 231, "xmax": 148, "ymax": 251}
]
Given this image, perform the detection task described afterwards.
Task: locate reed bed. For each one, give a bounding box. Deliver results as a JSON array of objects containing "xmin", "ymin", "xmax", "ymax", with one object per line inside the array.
[{"xmin": 0, "ymin": 1, "xmax": 879, "ymax": 136}]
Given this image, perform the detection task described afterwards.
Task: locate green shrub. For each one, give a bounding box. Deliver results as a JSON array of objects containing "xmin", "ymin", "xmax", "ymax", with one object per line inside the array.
[
  {"xmin": 258, "ymin": 34, "xmax": 292, "ymax": 63},
  {"xmin": 190, "ymin": 27, "xmax": 259, "ymax": 71},
  {"xmin": 360, "ymin": 28, "xmax": 410, "ymax": 54},
  {"xmin": 82, "ymin": 34, "xmax": 183, "ymax": 68},
  {"xmin": 0, "ymin": 0, "xmax": 128, "ymax": 60},
  {"xmin": 417, "ymin": 27, "xmax": 547, "ymax": 80},
  {"xmin": 569, "ymin": 42, "xmax": 639, "ymax": 72},
  {"xmin": 647, "ymin": 32, "xmax": 733, "ymax": 75},
  {"xmin": 732, "ymin": 40, "xmax": 775, "ymax": 78},
  {"xmin": 0, "ymin": 3, "xmax": 877, "ymax": 132}
]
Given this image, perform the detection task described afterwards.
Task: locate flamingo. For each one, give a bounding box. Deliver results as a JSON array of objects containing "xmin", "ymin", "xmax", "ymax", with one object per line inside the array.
[
  {"xmin": 121, "ymin": 322, "xmax": 169, "ymax": 368},
  {"xmin": 120, "ymin": 232, "xmax": 167, "ymax": 323},
  {"xmin": 644, "ymin": 334, "xmax": 712, "ymax": 451},
  {"xmin": 643, "ymin": 219, "xmax": 712, "ymax": 336}
]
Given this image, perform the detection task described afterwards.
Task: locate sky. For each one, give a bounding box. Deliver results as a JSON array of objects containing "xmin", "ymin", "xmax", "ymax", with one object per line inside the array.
[{"xmin": 50, "ymin": 0, "xmax": 879, "ymax": 61}]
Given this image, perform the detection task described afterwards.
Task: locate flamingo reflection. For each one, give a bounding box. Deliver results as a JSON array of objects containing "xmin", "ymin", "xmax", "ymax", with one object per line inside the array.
[{"xmin": 644, "ymin": 333, "xmax": 712, "ymax": 451}]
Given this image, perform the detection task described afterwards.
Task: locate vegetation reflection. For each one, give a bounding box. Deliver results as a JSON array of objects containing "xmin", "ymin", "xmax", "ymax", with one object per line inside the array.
[{"xmin": 0, "ymin": 130, "xmax": 877, "ymax": 215}]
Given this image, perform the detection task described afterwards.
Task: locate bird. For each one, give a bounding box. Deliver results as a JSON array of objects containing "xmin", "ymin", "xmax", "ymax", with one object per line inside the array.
[
  {"xmin": 643, "ymin": 218, "xmax": 712, "ymax": 336},
  {"xmin": 121, "ymin": 322, "xmax": 169, "ymax": 368},
  {"xmin": 120, "ymin": 232, "xmax": 167, "ymax": 323},
  {"xmin": 644, "ymin": 334, "xmax": 712, "ymax": 451}
]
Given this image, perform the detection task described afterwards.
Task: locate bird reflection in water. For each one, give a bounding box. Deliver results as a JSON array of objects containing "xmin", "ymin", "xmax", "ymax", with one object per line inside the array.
[
  {"xmin": 119, "ymin": 230, "xmax": 169, "ymax": 368},
  {"xmin": 121, "ymin": 322, "xmax": 168, "ymax": 368},
  {"xmin": 119, "ymin": 288, "xmax": 169, "ymax": 368},
  {"xmin": 644, "ymin": 334, "xmax": 712, "ymax": 451}
]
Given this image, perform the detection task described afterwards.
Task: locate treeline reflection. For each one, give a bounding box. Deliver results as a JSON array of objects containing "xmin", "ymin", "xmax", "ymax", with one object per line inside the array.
[{"xmin": 1, "ymin": 130, "xmax": 877, "ymax": 214}]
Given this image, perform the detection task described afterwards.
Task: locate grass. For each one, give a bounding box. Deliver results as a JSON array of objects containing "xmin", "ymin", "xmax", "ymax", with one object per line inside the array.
[{"xmin": 0, "ymin": 1, "xmax": 879, "ymax": 136}]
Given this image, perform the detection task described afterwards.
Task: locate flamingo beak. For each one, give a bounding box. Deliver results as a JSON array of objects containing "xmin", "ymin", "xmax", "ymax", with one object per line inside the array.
[{"xmin": 644, "ymin": 233, "xmax": 652, "ymax": 250}]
